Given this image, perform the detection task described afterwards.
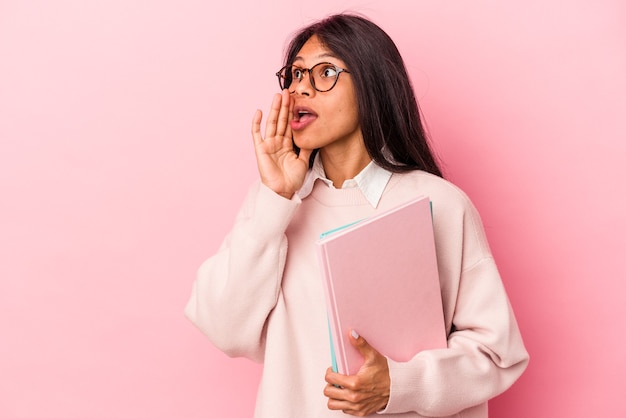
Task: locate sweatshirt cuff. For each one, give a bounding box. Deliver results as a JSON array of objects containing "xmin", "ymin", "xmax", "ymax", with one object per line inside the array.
[
  {"xmin": 377, "ymin": 357, "xmax": 430, "ymax": 415},
  {"xmin": 250, "ymin": 182, "xmax": 301, "ymax": 239}
]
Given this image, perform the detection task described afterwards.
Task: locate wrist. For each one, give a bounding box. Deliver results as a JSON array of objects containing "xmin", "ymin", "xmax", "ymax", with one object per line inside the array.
[
  {"xmin": 276, "ymin": 191, "xmax": 295, "ymax": 200},
  {"xmin": 261, "ymin": 181, "xmax": 296, "ymax": 200}
]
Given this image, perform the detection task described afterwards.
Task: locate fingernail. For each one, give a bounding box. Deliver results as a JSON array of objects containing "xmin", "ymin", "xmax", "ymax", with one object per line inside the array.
[{"xmin": 351, "ymin": 329, "xmax": 359, "ymax": 339}]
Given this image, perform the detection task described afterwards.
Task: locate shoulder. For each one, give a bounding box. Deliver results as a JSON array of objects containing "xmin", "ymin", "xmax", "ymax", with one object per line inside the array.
[
  {"xmin": 388, "ymin": 170, "xmax": 476, "ymax": 214},
  {"xmin": 389, "ymin": 171, "xmax": 493, "ymax": 257}
]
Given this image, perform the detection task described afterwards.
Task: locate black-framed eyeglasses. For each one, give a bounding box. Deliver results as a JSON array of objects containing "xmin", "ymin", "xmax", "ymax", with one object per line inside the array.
[{"xmin": 275, "ymin": 62, "xmax": 350, "ymax": 92}]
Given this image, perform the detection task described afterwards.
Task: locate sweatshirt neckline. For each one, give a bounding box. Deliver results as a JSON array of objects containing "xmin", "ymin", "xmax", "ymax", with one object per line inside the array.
[{"xmin": 307, "ymin": 174, "xmax": 399, "ymax": 207}]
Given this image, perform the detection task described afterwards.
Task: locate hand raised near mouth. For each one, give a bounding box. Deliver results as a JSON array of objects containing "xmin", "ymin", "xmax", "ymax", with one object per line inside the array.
[{"xmin": 251, "ymin": 89, "xmax": 313, "ymax": 199}]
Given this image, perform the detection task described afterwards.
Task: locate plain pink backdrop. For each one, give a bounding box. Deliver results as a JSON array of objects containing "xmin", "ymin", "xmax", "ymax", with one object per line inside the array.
[{"xmin": 1, "ymin": 1, "xmax": 625, "ymax": 417}]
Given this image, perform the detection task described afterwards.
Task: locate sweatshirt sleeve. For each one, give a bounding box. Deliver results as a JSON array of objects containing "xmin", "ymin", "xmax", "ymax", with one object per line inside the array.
[
  {"xmin": 380, "ymin": 188, "xmax": 529, "ymax": 416},
  {"xmin": 184, "ymin": 181, "xmax": 301, "ymax": 362}
]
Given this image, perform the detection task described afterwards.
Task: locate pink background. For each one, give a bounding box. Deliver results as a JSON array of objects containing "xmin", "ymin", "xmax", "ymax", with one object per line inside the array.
[{"xmin": 1, "ymin": 1, "xmax": 625, "ymax": 417}]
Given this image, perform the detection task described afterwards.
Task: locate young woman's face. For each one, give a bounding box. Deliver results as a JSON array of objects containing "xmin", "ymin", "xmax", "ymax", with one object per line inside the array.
[{"xmin": 288, "ymin": 35, "xmax": 363, "ymax": 155}]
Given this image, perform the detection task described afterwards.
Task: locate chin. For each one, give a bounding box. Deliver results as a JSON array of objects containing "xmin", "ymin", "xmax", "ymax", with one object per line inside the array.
[
  {"xmin": 293, "ymin": 136, "xmax": 316, "ymax": 152},
  {"xmin": 294, "ymin": 132, "xmax": 329, "ymax": 150}
]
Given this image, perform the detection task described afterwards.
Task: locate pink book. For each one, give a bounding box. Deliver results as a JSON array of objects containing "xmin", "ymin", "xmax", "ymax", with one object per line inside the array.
[{"xmin": 316, "ymin": 196, "xmax": 447, "ymax": 376}]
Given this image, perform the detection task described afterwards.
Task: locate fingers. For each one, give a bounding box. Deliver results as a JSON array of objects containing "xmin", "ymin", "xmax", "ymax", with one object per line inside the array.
[
  {"xmin": 349, "ymin": 329, "xmax": 376, "ymax": 360},
  {"xmin": 277, "ymin": 89, "xmax": 292, "ymax": 138},
  {"xmin": 325, "ymin": 367, "xmax": 352, "ymax": 390},
  {"xmin": 324, "ymin": 331, "xmax": 390, "ymax": 415},
  {"xmin": 324, "ymin": 379, "xmax": 385, "ymax": 417},
  {"xmin": 323, "ymin": 384, "xmax": 358, "ymax": 415},
  {"xmin": 264, "ymin": 90, "xmax": 291, "ymax": 140},
  {"xmin": 283, "ymin": 106, "xmax": 293, "ymax": 141},
  {"xmin": 251, "ymin": 109, "xmax": 263, "ymax": 146},
  {"xmin": 252, "ymin": 89, "xmax": 292, "ymax": 148},
  {"xmin": 323, "ymin": 380, "xmax": 361, "ymax": 415},
  {"xmin": 263, "ymin": 93, "xmax": 281, "ymax": 140}
]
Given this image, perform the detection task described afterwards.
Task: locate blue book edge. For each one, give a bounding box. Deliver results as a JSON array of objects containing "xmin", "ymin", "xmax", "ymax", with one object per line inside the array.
[
  {"xmin": 319, "ymin": 219, "xmax": 364, "ymax": 240},
  {"xmin": 327, "ymin": 316, "xmax": 338, "ymax": 373},
  {"xmin": 321, "ymin": 221, "xmax": 363, "ymax": 374}
]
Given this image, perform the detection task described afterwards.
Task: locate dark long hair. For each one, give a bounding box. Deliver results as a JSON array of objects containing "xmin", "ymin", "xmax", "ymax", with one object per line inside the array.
[{"xmin": 284, "ymin": 14, "xmax": 443, "ymax": 177}]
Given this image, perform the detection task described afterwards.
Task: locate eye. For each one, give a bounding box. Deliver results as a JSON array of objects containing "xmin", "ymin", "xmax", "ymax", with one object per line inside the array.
[
  {"xmin": 292, "ymin": 68, "xmax": 305, "ymax": 80},
  {"xmin": 318, "ymin": 64, "xmax": 338, "ymax": 79}
]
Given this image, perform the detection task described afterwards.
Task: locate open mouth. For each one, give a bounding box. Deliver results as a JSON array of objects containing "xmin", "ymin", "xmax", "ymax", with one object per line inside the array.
[{"xmin": 291, "ymin": 106, "xmax": 318, "ymax": 130}]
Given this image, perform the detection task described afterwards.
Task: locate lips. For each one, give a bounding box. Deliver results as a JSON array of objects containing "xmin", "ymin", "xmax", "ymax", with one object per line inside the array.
[{"xmin": 291, "ymin": 106, "xmax": 318, "ymax": 131}]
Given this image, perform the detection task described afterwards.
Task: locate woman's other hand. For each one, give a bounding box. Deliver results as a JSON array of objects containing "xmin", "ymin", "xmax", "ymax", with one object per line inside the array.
[
  {"xmin": 324, "ymin": 330, "xmax": 391, "ymax": 416},
  {"xmin": 251, "ymin": 89, "xmax": 312, "ymax": 199}
]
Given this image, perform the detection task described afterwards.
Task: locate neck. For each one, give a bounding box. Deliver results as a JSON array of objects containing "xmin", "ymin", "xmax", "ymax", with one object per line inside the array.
[{"xmin": 319, "ymin": 145, "xmax": 371, "ymax": 187}]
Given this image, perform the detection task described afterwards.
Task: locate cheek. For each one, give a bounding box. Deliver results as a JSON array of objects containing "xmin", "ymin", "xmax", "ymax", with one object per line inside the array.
[
  {"xmin": 341, "ymin": 86, "xmax": 360, "ymax": 123},
  {"xmin": 336, "ymin": 105, "xmax": 360, "ymax": 132},
  {"xmin": 337, "ymin": 91, "xmax": 360, "ymax": 124}
]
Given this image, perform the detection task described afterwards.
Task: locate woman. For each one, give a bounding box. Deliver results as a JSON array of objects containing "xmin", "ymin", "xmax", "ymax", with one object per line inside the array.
[{"xmin": 185, "ymin": 13, "xmax": 528, "ymax": 417}]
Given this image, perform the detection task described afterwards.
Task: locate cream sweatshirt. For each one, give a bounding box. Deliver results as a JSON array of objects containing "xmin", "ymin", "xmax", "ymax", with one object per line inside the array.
[{"xmin": 185, "ymin": 170, "xmax": 529, "ymax": 417}]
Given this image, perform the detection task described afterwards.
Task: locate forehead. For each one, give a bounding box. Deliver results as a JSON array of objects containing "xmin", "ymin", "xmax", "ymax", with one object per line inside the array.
[{"xmin": 292, "ymin": 35, "xmax": 344, "ymax": 67}]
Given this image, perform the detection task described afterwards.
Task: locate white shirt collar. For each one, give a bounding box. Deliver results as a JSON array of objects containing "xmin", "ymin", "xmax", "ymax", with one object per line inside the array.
[{"xmin": 296, "ymin": 153, "xmax": 392, "ymax": 208}]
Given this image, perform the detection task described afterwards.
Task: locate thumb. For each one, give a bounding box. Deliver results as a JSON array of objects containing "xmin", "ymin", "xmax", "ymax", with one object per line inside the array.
[{"xmin": 349, "ymin": 329, "xmax": 377, "ymax": 362}]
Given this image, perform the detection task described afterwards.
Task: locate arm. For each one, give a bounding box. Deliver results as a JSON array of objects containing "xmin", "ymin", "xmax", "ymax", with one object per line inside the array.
[
  {"xmin": 323, "ymin": 190, "xmax": 529, "ymax": 416},
  {"xmin": 184, "ymin": 181, "xmax": 300, "ymax": 361},
  {"xmin": 382, "ymin": 257, "xmax": 529, "ymax": 416},
  {"xmin": 381, "ymin": 195, "xmax": 529, "ymax": 416},
  {"xmin": 185, "ymin": 89, "xmax": 313, "ymax": 361}
]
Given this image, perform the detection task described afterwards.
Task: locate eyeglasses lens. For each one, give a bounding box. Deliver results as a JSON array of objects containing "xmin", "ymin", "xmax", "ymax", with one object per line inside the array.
[{"xmin": 277, "ymin": 63, "xmax": 340, "ymax": 92}]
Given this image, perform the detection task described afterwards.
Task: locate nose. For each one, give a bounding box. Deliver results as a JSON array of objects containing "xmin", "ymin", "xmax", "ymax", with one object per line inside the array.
[{"xmin": 291, "ymin": 71, "xmax": 314, "ymax": 96}]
